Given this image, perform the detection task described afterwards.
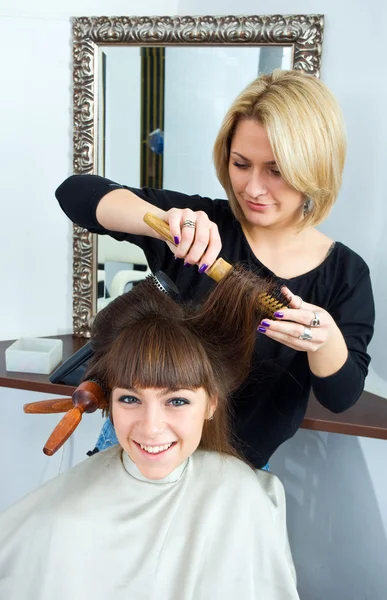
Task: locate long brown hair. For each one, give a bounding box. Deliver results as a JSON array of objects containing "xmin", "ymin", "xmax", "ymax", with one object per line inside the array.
[{"xmin": 85, "ymin": 266, "xmax": 273, "ymax": 461}]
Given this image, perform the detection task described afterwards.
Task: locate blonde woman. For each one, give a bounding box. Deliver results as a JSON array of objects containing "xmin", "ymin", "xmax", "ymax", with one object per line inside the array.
[{"xmin": 56, "ymin": 70, "xmax": 374, "ymax": 469}]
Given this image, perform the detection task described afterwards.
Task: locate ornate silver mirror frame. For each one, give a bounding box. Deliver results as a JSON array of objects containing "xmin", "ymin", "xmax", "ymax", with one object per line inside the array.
[{"xmin": 72, "ymin": 14, "xmax": 324, "ymax": 336}]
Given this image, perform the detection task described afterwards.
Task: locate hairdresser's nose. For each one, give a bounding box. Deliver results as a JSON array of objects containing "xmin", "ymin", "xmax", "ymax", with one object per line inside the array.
[
  {"xmin": 245, "ymin": 169, "xmax": 267, "ymax": 199},
  {"xmin": 139, "ymin": 404, "xmax": 165, "ymax": 438}
]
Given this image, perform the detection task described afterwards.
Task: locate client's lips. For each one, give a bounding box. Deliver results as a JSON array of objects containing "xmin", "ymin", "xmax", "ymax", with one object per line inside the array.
[{"xmin": 134, "ymin": 440, "xmax": 177, "ymax": 456}]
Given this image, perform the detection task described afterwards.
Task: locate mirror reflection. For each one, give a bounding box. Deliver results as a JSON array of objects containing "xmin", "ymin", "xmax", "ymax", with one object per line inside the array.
[{"xmin": 96, "ymin": 46, "xmax": 292, "ymax": 311}]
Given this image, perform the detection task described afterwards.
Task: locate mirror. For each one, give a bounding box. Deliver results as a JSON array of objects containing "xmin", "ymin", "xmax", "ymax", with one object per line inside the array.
[
  {"xmin": 72, "ymin": 15, "xmax": 324, "ymax": 335},
  {"xmin": 96, "ymin": 45, "xmax": 293, "ymax": 311}
]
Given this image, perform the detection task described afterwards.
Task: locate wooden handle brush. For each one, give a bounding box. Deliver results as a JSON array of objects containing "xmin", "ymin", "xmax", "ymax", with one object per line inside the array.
[
  {"xmin": 143, "ymin": 212, "xmax": 289, "ymax": 317},
  {"xmin": 144, "ymin": 212, "xmax": 233, "ymax": 282}
]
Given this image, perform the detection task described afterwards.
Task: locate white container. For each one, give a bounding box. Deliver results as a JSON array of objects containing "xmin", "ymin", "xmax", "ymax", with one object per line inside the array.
[{"xmin": 5, "ymin": 338, "xmax": 63, "ymax": 375}]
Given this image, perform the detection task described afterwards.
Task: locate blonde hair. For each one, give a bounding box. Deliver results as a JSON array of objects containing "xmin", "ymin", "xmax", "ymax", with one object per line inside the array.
[{"xmin": 213, "ymin": 69, "xmax": 346, "ymax": 228}]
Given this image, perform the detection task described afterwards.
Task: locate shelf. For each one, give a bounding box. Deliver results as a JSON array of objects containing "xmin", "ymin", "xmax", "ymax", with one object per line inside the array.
[
  {"xmin": 0, "ymin": 335, "xmax": 85, "ymax": 396},
  {"xmin": 301, "ymin": 390, "xmax": 387, "ymax": 440},
  {"xmin": 1, "ymin": 335, "xmax": 386, "ymax": 440}
]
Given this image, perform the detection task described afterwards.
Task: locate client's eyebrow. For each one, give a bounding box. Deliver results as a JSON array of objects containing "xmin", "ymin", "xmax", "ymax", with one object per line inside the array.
[
  {"xmin": 156, "ymin": 388, "xmax": 195, "ymax": 397},
  {"xmin": 126, "ymin": 387, "xmax": 192, "ymax": 398}
]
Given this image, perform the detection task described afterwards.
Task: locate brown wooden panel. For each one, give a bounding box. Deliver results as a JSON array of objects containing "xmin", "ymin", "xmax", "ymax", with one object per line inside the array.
[{"xmin": 302, "ymin": 391, "xmax": 387, "ymax": 439}]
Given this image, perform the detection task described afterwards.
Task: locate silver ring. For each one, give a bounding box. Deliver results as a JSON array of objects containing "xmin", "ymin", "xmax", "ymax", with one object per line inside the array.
[
  {"xmin": 293, "ymin": 295, "xmax": 303, "ymax": 309},
  {"xmin": 310, "ymin": 311, "xmax": 320, "ymax": 327},
  {"xmin": 182, "ymin": 219, "xmax": 196, "ymax": 229},
  {"xmin": 299, "ymin": 327, "xmax": 312, "ymax": 341}
]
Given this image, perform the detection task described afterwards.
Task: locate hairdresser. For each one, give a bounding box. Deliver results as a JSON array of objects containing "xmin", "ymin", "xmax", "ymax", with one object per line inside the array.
[{"xmin": 56, "ymin": 70, "xmax": 374, "ymax": 469}]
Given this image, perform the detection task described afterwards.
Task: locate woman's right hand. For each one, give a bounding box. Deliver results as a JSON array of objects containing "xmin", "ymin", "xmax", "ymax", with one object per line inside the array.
[{"xmin": 164, "ymin": 208, "xmax": 222, "ymax": 273}]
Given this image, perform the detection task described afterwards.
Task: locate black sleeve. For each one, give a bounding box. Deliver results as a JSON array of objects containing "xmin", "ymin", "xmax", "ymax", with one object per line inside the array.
[
  {"xmin": 55, "ymin": 174, "xmax": 221, "ymax": 272},
  {"xmin": 310, "ymin": 257, "xmax": 375, "ymax": 413},
  {"xmin": 55, "ymin": 174, "xmax": 218, "ymax": 233},
  {"xmin": 55, "ymin": 175, "xmax": 124, "ymax": 233}
]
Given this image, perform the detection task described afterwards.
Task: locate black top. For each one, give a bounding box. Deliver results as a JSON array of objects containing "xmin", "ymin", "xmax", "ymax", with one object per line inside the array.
[{"xmin": 56, "ymin": 175, "xmax": 375, "ymax": 468}]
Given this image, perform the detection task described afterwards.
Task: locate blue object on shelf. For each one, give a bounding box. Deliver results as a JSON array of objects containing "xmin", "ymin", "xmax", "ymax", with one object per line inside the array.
[{"xmin": 148, "ymin": 128, "xmax": 164, "ymax": 155}]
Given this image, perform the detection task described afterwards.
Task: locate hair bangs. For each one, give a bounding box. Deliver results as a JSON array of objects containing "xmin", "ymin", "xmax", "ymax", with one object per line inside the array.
[{"xmin": 105, "ymin": 318, "xmax": 217, "ymax": 395}]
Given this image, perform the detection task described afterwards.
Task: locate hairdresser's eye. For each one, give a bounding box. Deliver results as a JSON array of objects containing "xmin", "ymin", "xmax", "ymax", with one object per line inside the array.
[
  {"xmin": 118, "ymin": 395, "xmax": 140, "ymax": 404},
  {"xmin": 168, "ymin": 397, "xmax": 190, "ymax": 407},
  {"xmin": 269, "ymin": 167, "xmax": 281, "ymax": 176},
  {"xmin": 232, "ymin": 161, "xmax": 249, "ymax": 170}
]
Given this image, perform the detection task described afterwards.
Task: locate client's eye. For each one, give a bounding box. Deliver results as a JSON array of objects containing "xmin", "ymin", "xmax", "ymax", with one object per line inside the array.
[
  {"xmin": 168, "ymin": 398, "xmax": 189, "ymax": 407},
  {"xmin": 118, "ymin": 395, "xmax": 140, "ymax": 404}
]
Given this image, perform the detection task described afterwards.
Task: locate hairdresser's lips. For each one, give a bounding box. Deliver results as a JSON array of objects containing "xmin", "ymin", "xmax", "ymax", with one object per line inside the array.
[
  {"xmin": 246, "ymin": 201, "xmax": 273, "ymax": 212},
  {"xmin": 133, "ymin": 440, "xmax": 178, "ymax": 460}
]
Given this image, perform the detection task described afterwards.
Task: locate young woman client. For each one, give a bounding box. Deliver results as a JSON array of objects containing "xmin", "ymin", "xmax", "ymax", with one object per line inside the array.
[{"xmin": 0, "ymin": 268, "xmax": 299, "ymax": 600}]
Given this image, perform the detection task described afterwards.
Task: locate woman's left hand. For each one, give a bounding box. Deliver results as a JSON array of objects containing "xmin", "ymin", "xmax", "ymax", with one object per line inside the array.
[{"xmin": 258, "ymin": 286, "xmax": 338, "ymax": 353}]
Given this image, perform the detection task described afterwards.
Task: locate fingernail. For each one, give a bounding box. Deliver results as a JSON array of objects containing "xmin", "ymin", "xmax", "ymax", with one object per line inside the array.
[
  {"xmin": 258, "ymin": 327, "xmax": 267, "ymax": 333},
  {"xmin": 198, "ymin": 264, "xmax": 208, "ymax": 274},
  {"xmin": 184, "ymin": 261, "xmax": 191, "ymax": 267},
  {"xmin": 274, "ymin": 311, "xmax": 284, "ymax": 318},
  {"xmin": 261, "ymin": 321, "xmax": 271, "ymax": 327},
  {"xmin": 174, "ymin": 236, "xmax": 180, "ymax": 245}
]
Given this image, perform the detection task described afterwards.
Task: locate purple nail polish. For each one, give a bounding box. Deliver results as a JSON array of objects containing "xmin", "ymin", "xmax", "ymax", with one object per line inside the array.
[
  {"xmin": 258, "ymin": 327, "xmax": 267, "ymax": 333},
  {"xmin": 184, "ymin": 261, "xmax": 191, "ymax": 267},
  {"xmin": 261, "ymin": 320, "xmax": 271, "ymax": 327},
  {"xmin": 199, "ymin": 264, "xmax": 208, "ymax": 274},
  {"xmin": 174, "ymin": 236, "xmax": 180, "ymax": 245},
  {"xmin": 274, "ymin": 311, "xmax": 284, "ymax": 318}
]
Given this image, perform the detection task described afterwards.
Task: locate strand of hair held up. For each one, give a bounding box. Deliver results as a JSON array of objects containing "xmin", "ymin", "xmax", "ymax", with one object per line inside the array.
[{"xmin": 143, "ymin": 212, "xmax": 289, "ymax": 317}]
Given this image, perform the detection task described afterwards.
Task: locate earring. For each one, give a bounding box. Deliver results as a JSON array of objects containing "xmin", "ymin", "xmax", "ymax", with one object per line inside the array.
[
  {"xmin": 303, "ymin": 199, "xmax": 312, "ymax": 217},
  {"xmin": 208, "ymin": 414, "xmax": 214, "ymax": 421}
]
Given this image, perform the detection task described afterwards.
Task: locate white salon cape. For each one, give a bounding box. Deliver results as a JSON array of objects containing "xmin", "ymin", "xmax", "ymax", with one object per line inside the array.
[{"xmin": 0, "ymin": 446, "xmax": 299, "ymax": 599}]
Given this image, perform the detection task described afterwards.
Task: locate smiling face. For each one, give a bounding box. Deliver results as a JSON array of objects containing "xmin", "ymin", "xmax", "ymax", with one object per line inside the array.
[
  {"xmin": 229, "ymin": 119, "xmax": 304, "ymax": 231},
  {"xmin": 111, "ymin": 386, "xmax": 215, "ymax": 480}
]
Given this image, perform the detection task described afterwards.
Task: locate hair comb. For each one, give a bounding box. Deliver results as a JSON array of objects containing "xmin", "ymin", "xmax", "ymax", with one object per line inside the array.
[{"xmin": 143, "ymin": 213, "xmax": 290, "ymax": 318}]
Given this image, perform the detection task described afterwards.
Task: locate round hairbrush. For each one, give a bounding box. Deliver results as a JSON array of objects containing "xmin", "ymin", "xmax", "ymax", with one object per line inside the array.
[
  {"xmin": 143, "ymin": 212, "xmax": 290, "ymax": 318},
  {"xmin": 147, "ymin": 271, "xmax": 181, "ymax": 302}
]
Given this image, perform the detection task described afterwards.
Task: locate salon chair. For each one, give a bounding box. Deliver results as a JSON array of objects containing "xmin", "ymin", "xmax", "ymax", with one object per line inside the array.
[{"xmin": 97, "ymin": 236, "xmax": 151, "ymax": 310}]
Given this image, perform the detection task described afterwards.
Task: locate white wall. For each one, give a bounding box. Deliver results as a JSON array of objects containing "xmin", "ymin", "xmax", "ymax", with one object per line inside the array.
[
  {"xmin": 0, "ymin": 15, "xmax": 73, "ymax": 341},
  {"xmin": 0, "ymin": 387, "xmax": 104, "ymax": 511},
  {"xmin": 0, "ymin": 1, "xmax": 387, "ymax": 598},
  {"xmin": 164, "ymin": 47, "xmax": 290, "ymax": 197},
  {"xmin": 164, "ymin": 47, "xmax": 263, "ymax": 196},
  {"xmin": 103, "ymin": 47, "xmax": 142, "ymax": 185},
  {"xmin": 0, "ymin": 1, "xmax": 178, "ymax": 17},
  {"xmin": 271, "ymin": 429, "xmax": 387, "ymax": 599}
]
